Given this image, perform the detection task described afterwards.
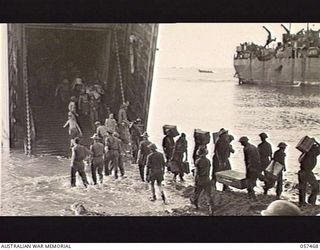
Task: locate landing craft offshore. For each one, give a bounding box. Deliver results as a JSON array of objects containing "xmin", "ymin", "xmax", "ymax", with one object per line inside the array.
[{"xmin": 234, "ymin": 24, "xmax": 320, "ymax": 86}]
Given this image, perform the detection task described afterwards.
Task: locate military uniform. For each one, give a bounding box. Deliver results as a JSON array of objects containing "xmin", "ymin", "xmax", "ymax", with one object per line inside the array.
[
  {"xmin": 258, "ymin": 141, "xmax": 272, "ymax": 170},
  {"xmin": 70, "ymin": 144, "xmax": 90, "ymax": 187},
  {"xmin": 162, "ymin": 135, "xmax": 175, "ymax": 162},
  {"xmin": 137, "ymin": 139, "xmax": 152, "ymax": 181},
  {"xmin": 212, "ymin": 136, "xmax": 232, "ymax": 190},
  {"xmin": 172, "ymin": 136, "xmax": 188, "ymax": 180},
  {"xmin": 146, "ymin": 150, "xmax": 166, "ymax": 201},
  {"xmin": 264, "ymin": 148, "xmax": 286, "ymax": 196},
  {"xmin": 96, "ymin": 125, "xmax": 109, "ymax": 143},
  {"xmin": 193, "ymin": 156, "xmax": 214, "ymax": 214},
  {"xmin": 298, "ymin": 144, "xmax": 320, "ymax": 206},
  {"xmin": 90, "ymin": 141, "xmax": 105, "ymax": 185},
  {"xmin": 243, "ymin": 143, "xmax": 261, "ymax": 198},
  {"xmin": 106, "ymin": 135, "xmax": 124, "ymax": 178}
]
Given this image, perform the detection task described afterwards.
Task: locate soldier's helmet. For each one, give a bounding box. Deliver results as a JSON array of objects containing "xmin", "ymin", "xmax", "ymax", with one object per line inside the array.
[
  {"xmin": 259, "ymin": 132, "xmax": 268, "ymax": 139},
  {"xmin": 113, "ymin": 132, "xmax": 120, "ymax": 138},
  {"xmin": 261, "ymin": 200, "xmax": 302, "ymax": 216},
  {"xmin": 141, "ymin": 132, "xmax": 149, "ymax": 138},
  {"xmin": 239, "ymin": 136, "xmax": 249, "ymax": 143},
  {"xmin": 277, "ymin": 142, "xmax": 287, "ymax": 148},
  {"xmin": 94, "ymin": 121, "xmax": 101, "ymax": 126}
]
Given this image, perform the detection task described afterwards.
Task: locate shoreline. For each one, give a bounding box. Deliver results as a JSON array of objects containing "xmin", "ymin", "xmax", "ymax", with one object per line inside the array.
[{"xmin": 1, "ymin": 151, "xmax": 320, "ymax": 216}]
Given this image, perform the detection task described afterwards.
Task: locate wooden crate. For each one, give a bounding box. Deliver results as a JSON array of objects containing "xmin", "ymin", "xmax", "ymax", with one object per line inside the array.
[
  {"xmin": 194, "ymin": 129, "xmax": 210, "ymax": 145},
  {"xmin": 264, "ymin": 161, "xmax": 284, "ymax": 181},
  {"xmin": 296, "ymin": 136, "xmax": 314, "ymax": 153},
  {"xmin": 216, "ymin": 170, "xmax": 247, "ymax": 189},
  {"xmin": 162, "ymin": 125, "xmax": 179, "ymax": 137}
]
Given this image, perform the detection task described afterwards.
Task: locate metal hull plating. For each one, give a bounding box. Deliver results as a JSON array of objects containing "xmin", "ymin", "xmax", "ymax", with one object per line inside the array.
[{"xmin": 234, "ymin": 57, "xmax": 320, "ymax": 85}]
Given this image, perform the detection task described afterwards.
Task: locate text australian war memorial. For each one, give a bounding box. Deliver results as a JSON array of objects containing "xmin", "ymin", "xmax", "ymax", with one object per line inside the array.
[{"xmin": 5, "ymin": 23, "xmax": 158, "ymax": 155}]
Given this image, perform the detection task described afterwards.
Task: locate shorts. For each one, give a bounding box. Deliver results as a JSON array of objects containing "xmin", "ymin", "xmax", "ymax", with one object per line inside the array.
[
  {"xmin": 70, "ymin": 128, "xmax": 80, "ymax": 139},
  {"xmin": 150, "ymin": 171, "xmax": 164, "ymax": 182}
]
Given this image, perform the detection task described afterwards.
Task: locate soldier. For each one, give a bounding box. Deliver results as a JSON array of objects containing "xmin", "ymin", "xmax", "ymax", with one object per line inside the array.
[
  {"xmin": 137, "ymin": 132, "xmax": 152, "ymax": 182},
  {"xmin": 258, "ymin": 132, "xmax": 273, "ymax": 171},
  {"xmin": 90, "ymin": 133, "xmax": 105, "ymax": 185},
  {"xmin": 70, "ymin": 137, "xmax": 90, "ymax": 188},
  {"xmin": 105, "ymin": 113, "xmax": 118, "ymax": 134},
  {"xmin": 118, "ymin": 102, "xmax": 131, "ymax": 153},
  {"xmin": 239, "ymin": 136, "xmax": 261, "ymax": 200},
  {"xmin": 191, "ymin": 147, "xmax": 214, "ymax": 216},
  {"xmin": 212, "ymin": 129, "xmax": 232, "ymax": 190},
  {"xmin": 103, "ymin": 131, "xmax": 113, "ymax": 176},
  {"xmin": 172, "ymin": 133, "xmax": 188, "ymax": 182},
  {"xmin": 298, "ymin": 140, "xmax": 320, "ymax": 206},
  {"xmin": 130, "ymin": 118, "xmax": 144, "ymax": 162},
  {"xmin": 95, "ymin": 121, "xmax": 109, "ymax": 143},
  {"xmin": 146, "ymin": 143, "xmax": 167, "ymax": 203},
  {"xmin": 162, "ymin": 129, "xmax": 175, "ymax": 164},
  {"xmin": 106, "ymin": 131, "xmax": 124, "ymax": 179},
  {"xmin": 114, "ymin": 132, "xmax": 126, "ymax": 178},
  {"xmin": 264, "ymin": 142, "xmax": 287, "ymax": 198}
]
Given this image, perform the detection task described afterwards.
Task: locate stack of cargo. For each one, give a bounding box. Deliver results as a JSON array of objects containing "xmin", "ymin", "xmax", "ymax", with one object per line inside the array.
[
  {"xmin": 162, "ymin": 125, "xmax": 179, "ymax": 137},
  {"xmin": 296, "ymin": 136, "xmax": 315, "ymax": 153},
  {"xmin": 194, "ymin": 129, "xmax": 210, "ymax": 145}
]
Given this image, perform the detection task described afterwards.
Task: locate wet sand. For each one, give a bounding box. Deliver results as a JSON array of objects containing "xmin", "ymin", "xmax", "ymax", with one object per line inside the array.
[{"xmin": 1, "ymin": 150, "xmax": 320, "ymax": 216}]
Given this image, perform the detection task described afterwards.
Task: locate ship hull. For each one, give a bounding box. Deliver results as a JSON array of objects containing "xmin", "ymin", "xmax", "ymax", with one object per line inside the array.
[{"xmin": 234, "ymin": 57, "xmax": 320, "ymax": 85}]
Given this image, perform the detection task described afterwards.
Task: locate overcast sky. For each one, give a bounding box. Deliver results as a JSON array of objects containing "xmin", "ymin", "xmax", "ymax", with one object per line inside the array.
[{"xmin": 155, "ymin": 23, "xmax": 320, "ymax": 69}]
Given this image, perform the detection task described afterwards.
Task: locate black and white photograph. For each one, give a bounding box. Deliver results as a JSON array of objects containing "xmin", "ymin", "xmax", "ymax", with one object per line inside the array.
[{"xmin": 2, "ymin": 23, "xmax": 320, "ymax": 218}]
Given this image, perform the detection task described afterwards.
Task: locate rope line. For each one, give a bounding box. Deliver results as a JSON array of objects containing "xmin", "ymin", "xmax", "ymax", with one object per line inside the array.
[
  {"xmin": 113, "ymin": 29, "xmax": 126, "ymax": 104},
  {"xmin": 22, "ymin": 27, "xmax": 32, "ymax": 156}
]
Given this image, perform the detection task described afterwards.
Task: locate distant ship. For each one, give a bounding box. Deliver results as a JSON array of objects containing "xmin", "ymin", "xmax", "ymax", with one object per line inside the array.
[
  {"xmin": 198, "ymin": 69, "xmax": 214, "ymax": 73},
  {"xmin": 234, "ymin": 24, "xmax": 320, "ymax": 85}
]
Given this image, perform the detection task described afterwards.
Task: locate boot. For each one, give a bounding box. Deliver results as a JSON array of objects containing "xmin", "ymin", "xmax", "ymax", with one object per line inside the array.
[
  {"xmin": 190, "ymin": 198, "xmax": 199, "ymax": 209},
  {"xmin": 150, "ymin": 195, "xmax": 156, "ymax": 201}
]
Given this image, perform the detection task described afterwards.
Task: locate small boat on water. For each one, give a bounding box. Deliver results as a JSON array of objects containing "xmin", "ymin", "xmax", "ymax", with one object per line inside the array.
[{"xmin": 198, "ymin": 69, "xmax": 214, "ymax": 73}]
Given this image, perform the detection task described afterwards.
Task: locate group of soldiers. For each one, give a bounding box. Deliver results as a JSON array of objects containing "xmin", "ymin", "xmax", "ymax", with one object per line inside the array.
[{"xmin": 66, "ymin": 114, "xmax": 320, "ymax": 215}]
